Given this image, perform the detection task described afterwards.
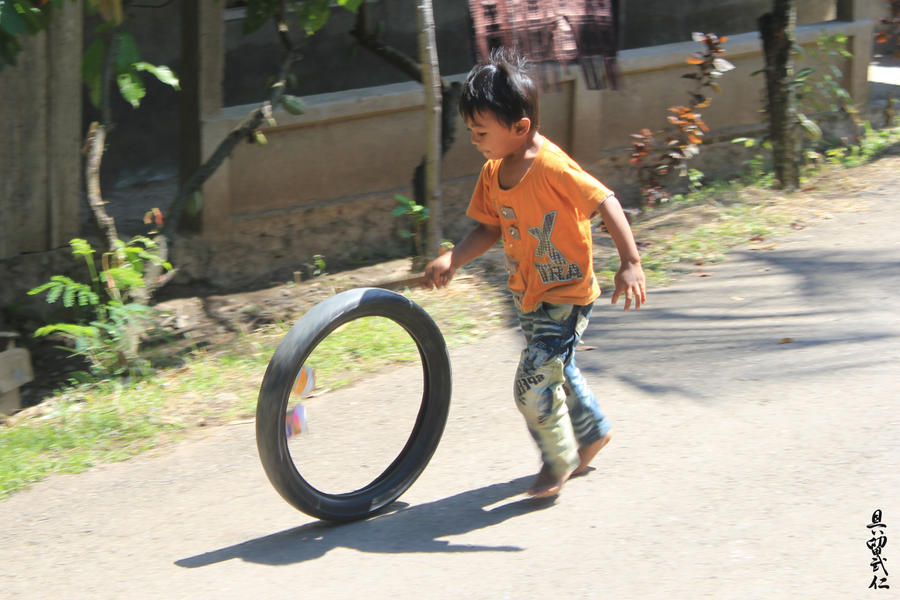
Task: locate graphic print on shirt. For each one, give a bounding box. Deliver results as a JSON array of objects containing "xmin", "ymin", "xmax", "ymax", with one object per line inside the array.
[{"xmin": 529, "ymin": 211, "xmax": 584, "ymax": 284}]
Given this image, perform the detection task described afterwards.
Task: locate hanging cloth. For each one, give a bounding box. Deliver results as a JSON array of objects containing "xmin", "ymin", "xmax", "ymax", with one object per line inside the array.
[{"xmin": 467, "ymin": 0, "xmax": 619, "ymax": 89}]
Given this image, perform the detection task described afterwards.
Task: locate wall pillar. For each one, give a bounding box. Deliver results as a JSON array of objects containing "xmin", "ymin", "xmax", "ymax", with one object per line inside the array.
[
  {"xmin": 48, "ymin": 0, "xmax": 84, "ymax": 249},
  {"xmin": 0, "ymin": 0, "xmax": 82, "ymax": 259},
  {"xmin": 836, "ymin": 0, "xmax": 876, "ymax": 107},
  {"xmin": 180, "ymin": 0, "xmax": 225, "ymax": 233},
  {"xmin": 569, "ymin": 68, "xmax": 604, "ymax": 162}
]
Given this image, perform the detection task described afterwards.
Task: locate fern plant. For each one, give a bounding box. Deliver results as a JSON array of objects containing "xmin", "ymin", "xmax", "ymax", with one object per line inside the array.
[{"xmin": 28, "ymin": 237, "xmax": 171, "ymax": 378}]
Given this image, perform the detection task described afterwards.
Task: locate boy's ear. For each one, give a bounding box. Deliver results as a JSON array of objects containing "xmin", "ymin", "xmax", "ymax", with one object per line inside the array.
[{"xmin": 513, "ymin": 117, "xmax": 532, "ymax": 136}]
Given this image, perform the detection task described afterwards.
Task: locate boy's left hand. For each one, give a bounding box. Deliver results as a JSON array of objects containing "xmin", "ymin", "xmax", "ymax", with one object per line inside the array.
[{"xmin": 611, "ymin": 261, "xmax": 647, "ymax": 311}]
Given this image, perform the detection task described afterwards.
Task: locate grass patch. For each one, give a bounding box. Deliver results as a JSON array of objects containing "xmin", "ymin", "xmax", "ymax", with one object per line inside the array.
[
  {"xmin": 595, "ymin": 191, "xmax": 796, "ymax": 289},
  {"xmin": 0, "ymin": 383, "xmax": 180, "ymax": 499}
]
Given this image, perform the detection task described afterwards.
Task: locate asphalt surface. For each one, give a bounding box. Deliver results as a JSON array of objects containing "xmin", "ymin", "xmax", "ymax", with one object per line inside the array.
[{"xmin": 2, "ymin": 176, "xmax": 899, "ymax": 599}]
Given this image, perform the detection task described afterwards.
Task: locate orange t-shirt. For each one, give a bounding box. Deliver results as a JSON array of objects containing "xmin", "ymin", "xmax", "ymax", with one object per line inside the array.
[{"xmin": 467, "ymin": 139, "xmax": 613, "ymax": 313}]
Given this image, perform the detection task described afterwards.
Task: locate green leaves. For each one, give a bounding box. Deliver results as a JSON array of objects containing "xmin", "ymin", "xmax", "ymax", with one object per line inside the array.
[
  {"xmin": 0, "ymin": 0, "xmax": 62, "ymax": 70},
  {"xmin": 295, "ymin": 0, "xmax": 332, "ymax": 35},
  {"xmin": 788, "ymin": 32, "xmax": 859, "ymax": 136},
  {"xmin": 0, "ymin": 0, "xmax": 73, "ymax": 70},
  {"xmin": 114, "ymin": 33, "xmax": 180, "ymax": 108},
  {"xmin": 281, "ymin": 94, "xmax": 306, "ymax": 115},
  {"xmin": 28, "ymin": 236, "xmax": 172, "ymax": 378},
  {"xmin": 28, "ymin": 276, "xmax": 100, "ymax": 308},
  {"xmin": 82, "ymin": 38, "xmax": 105, "ymax": 108},
  {"xmin": 796, "ymin": 112, "xmax": 822, "ymax": 140},
  {"xmin": 243, "ymin": 0, "xmax": 279, "ymax": 33},
  {"xmin": 118, "ymin": 61, "xmax": 181, "ymax": 108},
  {"xmin": 113, "ymin": 32, "xmax": 145, "ymax": 106},
  {"xmin": 117, "ymin": 70, "xmax": 145, "ymax": 108},
  {"xmin": 70, "ymin": 238, "xmax": 96, "ymax": 260},
  {"xmin": 115, "ymin": 29, "xmax": 139, "ymax": 71},
  {"xmin": 34, "ymin": 323, "xmax": 100, "ymax": 340},
  {"xmin": 134, "ymin": 62, "xmax": 179, "ymax": 90},
  {"xmin": 241, "ymin": 0, "xmax": 362, "ymax": 35},
  {"xmin": 0, "ymin": 1, "xmax": 28, "ymax": 36},
  {"xmin": 82, "ymin": 31, "xmax": 180, "ymax": 109},
  {"xmin": 393, "ymin": 194, "xmax": 430, "ymax": 224}
]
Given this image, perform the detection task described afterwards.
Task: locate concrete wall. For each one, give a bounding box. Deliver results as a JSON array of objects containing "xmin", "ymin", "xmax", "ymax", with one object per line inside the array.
[
  {"xmin": 178, "ymin": 17, "xmax": 875, "ymax": 289},
  {"xmin": 0, "ymin": 0, "xmax": 82, "ymax": 261}
]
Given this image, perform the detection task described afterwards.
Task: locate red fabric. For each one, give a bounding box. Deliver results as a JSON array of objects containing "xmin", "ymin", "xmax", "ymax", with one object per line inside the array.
[{"xmin": 468, "ymin": 0, "xmax": 618, "ymax": 89}]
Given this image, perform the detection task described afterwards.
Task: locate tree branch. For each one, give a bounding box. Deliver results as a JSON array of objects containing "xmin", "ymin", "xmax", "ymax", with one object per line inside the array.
[
  {"xmin": 85, "ymin": 123, "xmax": 123, "ymax": 261},
  {"xmin": 351, "ymin": 3, "xmax": 424, "ymax": 83}
]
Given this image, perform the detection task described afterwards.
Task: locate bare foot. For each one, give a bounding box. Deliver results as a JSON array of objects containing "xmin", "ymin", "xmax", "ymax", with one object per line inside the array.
[
  {"xmin": 526, "ymin": 464, "xmax": 571, "ymax": 498},
  {"xmin": 572, "ymin": 430, "xmax": 613, "ymax": 476}
]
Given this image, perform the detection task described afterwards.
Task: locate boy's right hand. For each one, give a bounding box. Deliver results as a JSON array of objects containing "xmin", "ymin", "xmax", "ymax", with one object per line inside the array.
[{"xmin": 422, "ymin": 251, "xmax": 455, "ymax": 289}]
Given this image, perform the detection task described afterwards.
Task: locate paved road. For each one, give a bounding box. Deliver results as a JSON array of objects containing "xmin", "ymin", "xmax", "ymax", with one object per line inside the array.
[{"xmin": 2, "ymin": 178, "xmax": 899, "ymax": 599}]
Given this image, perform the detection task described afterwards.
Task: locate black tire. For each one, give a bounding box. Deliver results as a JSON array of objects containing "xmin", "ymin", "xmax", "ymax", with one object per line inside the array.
[{"xmin": 255, "ymin": 287, "xmax": 451, "ymax": 522}]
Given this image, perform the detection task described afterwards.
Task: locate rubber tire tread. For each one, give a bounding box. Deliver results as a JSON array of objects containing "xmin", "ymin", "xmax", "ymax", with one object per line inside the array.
[{"xmin": 255, "ymin": 287, "xmax": 451, "ymax": 522}]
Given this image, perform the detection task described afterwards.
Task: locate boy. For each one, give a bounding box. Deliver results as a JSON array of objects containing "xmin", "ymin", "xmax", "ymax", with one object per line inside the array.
[{"xmin": 423, "ymin": 50, "xmax": 646, "ymax": 498}]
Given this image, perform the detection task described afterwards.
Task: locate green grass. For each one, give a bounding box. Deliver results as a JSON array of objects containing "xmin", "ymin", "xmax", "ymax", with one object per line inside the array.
[
  {"xmin": 0, "ymin": 383, "xmax": 180, "ymax": 499},
  {"xmin": 595, "ymin": 196, "xmax": 795, "ymax": 289}
]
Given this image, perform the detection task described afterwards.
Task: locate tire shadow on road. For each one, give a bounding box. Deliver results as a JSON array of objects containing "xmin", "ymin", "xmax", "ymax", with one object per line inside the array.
[{"xmin": 175, "ymin": 475, "xmax": 553, "ymax": 567}]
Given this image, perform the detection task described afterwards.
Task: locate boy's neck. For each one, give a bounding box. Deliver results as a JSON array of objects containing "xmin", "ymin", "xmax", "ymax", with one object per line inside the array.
[
  {"xmin": 508, "ymin": 131, "xmax": 543, "ymax": 161},
  {"xmin": 498, "ymin": 131, "xmax": 543, "ymax": 190}
]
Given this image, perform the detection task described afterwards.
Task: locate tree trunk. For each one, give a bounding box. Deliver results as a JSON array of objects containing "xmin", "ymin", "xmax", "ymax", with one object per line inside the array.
[
  {"xmin": 352, "ymin": 3, "xmax": 459, "ymax": 263},
  {"xmin": 417, "ymin": 0, "xmax": 442, "ymax": 261},
  {"xmin": 759, "ymin": 0, "xmax": 800, "ymax": 190}
]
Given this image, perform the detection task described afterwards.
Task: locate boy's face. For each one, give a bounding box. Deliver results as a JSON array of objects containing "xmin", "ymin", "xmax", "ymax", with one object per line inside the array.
[{"xmin": 465, "ymin": 111, "xmax": 531, "ymax": 160}]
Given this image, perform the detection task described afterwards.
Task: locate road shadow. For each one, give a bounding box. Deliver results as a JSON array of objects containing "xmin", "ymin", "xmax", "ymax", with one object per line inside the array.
[
  {"xmin": 576, "ymin": 246, "xmax": 900, "ymax": 402},
  {"xmin": 176, "ymin": 475, "xmax": 552, "ymax": 568}
]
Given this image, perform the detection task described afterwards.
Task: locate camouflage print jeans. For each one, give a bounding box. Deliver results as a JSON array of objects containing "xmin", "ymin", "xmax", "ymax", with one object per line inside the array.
[{"xmin": 514, "ymin": 301, "xmax": 611, "ymax": 476}]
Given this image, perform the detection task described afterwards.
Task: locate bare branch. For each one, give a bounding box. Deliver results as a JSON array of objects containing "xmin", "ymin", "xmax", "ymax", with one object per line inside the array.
[
  {"xmin": 84, "ymin": 123, "xmax": 125, "ymax": 264},
  {"xmin": 351, "ymin": 3, "xmax": 424, "ymax": 83}
]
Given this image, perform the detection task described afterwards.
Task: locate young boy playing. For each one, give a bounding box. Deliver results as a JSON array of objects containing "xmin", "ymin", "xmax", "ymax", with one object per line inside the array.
[{"xmin": 423, "ymin": 49, "xmax": 647, "ymax": 498}]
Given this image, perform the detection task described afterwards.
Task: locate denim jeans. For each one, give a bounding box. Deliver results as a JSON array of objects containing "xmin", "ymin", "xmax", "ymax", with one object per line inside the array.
[{"xmin": 514, "ymin": 301, "xmax": 610, "ymax": 476}]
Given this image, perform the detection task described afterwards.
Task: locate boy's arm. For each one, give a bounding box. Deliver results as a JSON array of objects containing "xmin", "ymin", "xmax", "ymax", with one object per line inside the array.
[
  {"xmin": 596, "ymin": 196, "xmax": 647, "ymax": 310},
  {"xmin": 423, "ymin": 222, "xmax": 501, "ymax": 289}
]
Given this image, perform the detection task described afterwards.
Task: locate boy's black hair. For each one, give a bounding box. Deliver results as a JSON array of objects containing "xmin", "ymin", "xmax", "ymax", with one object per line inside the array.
[{"xmin": 459, "ymin": 48, "xmax": 540, "ymax": 130}]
